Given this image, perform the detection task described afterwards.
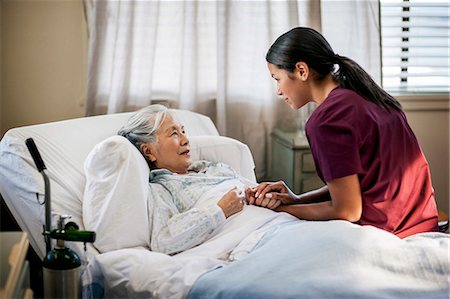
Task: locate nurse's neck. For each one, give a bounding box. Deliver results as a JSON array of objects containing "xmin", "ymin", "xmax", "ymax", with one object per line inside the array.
[{"xmin": 311, "ymin": 74, "xmax": 339, "ymax": 106}]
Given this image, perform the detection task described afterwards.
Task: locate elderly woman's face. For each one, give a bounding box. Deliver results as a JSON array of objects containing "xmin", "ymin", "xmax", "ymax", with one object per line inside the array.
[{"xmin": 141, "ymin": 114, "xmax": 191, "ymax": 174}]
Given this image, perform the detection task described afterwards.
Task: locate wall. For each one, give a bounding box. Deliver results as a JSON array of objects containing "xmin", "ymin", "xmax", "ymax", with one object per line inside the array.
[
  {"xmin": 1, "ymin": 0, "xmax": 87, "ymax": 136},
  {"xmin": 401, "ymin": 95, "xmax": 450, "ymax": 216}
]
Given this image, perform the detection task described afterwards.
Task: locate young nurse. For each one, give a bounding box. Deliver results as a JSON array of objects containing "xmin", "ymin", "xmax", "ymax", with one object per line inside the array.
[{"xmin": 248, "ymin": 27, "xmax": 438, "ymax": 238}]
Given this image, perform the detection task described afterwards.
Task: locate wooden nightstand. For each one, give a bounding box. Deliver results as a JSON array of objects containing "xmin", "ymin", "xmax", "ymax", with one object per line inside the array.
[
  {"xmin": 0, "ymin": 232, "xmax": 33, "ymax": 299},
  {"xmin": 270, "ymin": 129, "xmax": 324, "ymax": 194}
]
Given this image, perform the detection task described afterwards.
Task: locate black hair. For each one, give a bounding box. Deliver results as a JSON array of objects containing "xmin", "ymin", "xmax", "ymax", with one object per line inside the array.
[{"xmin": 266, "ymin": 27, "xmax": 402, "ymax": 111}]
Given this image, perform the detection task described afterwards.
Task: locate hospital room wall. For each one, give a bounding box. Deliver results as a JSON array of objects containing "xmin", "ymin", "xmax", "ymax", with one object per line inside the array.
[
  {"xmin": 402, "ymin": 104, "xmax": 449, "ymax": 216},
  {"xmin": 0, "ymin": 0, "xmax": 87, "ymax": 137},
  {"xmin": 0, "ymin": 1, "xmax": 449, "ymax": 215}
]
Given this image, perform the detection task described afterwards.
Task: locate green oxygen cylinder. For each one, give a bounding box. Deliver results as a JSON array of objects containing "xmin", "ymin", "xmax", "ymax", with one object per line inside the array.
[
  {"xmin": 43, "ymin": 218, "xmax": 82, "ymax": 299},
  {"xmin": 43, "ymin": 239, "xmax": 81, "ymax": 270}
]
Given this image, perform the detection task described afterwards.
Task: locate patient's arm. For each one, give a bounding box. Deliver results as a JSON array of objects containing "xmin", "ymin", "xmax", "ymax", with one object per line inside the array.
[{"xmin": 149, "ymin": 184, "xmax": 227, "ymax": 255}]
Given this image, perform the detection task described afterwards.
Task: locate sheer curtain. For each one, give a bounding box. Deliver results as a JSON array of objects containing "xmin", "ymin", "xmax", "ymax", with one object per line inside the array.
[{"xmin": 84, "ymin": 0, "xmax": 380, "ymax": 180}]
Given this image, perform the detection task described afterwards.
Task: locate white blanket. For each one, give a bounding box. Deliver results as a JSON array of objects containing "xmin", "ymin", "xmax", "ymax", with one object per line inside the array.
[
  {"xmin": 189, "ymin": 221, "xmax": 450, "ymax": 299},
  {"xmin": 82, "ymin": 202, "xmax": 297, "ymax": 298},
  {"xmin": 83, "ymin": 214, "xmax": 450, "ymax": 299}
]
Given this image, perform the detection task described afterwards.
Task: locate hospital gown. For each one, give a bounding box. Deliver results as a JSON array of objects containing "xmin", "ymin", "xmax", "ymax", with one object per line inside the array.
[{"xmin": 148, "ymin": 160, "xmax": 252, "ymax": 255}]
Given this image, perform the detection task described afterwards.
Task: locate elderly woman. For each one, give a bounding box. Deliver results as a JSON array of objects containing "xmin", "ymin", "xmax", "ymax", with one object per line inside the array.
[{"xmin": 117, "ymin": 104, "xmax": 248, "ymax": 254}]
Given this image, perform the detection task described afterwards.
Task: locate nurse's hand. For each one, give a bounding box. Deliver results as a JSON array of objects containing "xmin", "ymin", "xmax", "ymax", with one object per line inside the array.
[
  {"xmin": 249, "ymin": 181, "xmax": 298, "ymax": 206},
  {"xmin": 245, "ymin": 186, "xmax": 280, "ymax": 209},
  {"xmin": 217, "ymin": 187, "xmax": 245, "ymax": 218}
]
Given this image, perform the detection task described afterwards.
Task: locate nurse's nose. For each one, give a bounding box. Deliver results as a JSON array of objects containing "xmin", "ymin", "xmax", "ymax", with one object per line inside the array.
[{"xmin": 277, "ymin": 87, "xmax": 282, "ymax": 96}]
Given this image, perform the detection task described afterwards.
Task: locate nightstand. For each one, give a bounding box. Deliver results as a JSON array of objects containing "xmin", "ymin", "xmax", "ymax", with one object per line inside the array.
[
  {"xmin": 270, "ymin": 128, "xmax": 324, "ymax": 194},
  {"xmin": 0, "ymin": 232, "xmax": 33, "ymax": 299}
]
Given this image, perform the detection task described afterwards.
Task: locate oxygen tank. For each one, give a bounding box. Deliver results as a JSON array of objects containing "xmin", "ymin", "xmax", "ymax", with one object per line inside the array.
[{"xmin": 43, "ymin": 238, "xmax": 81, "ymax": 298}]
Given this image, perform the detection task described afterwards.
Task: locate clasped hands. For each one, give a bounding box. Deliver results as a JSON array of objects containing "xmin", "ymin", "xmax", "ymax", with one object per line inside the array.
[
  {"xmin": 244, "ymin": 181, "xmax": 298, "ymax": 209},
  {"xmin": 218, "ymin": 181, "xmax": 298, "ymax": 218}
]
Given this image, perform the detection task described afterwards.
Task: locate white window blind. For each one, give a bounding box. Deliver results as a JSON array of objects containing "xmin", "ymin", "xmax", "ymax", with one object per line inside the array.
[{"xmin": 380, "ymin": 0, "xmax": 449, "ymax": 94}]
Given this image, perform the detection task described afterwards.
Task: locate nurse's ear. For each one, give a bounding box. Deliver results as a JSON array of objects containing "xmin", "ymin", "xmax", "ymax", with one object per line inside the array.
[
  {"xmin": 140, "ymin": 143, "xmax": 157, "ymax": 163},
  {"xmin": 295, "ymin": 62, "xmax": 309, "ymax": 81}
]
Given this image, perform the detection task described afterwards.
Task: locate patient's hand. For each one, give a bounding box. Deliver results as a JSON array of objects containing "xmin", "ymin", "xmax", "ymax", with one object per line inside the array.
[{"xmin": 217, "ymin": 187, "xmax": 245, "ymax": 218}]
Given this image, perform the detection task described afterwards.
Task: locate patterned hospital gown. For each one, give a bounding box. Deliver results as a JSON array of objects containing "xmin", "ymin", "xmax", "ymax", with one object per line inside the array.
[{"xmin": 148, "ymin": 160, "xmax": 252, "ymax": 255}]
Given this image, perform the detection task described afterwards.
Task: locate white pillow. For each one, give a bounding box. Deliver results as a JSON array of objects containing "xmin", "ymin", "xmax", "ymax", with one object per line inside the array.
[
  {"xmin": 189, "ymin": 136, "xmax": 256, "ymax": 183},
  {"xmin": 82, "ymin": 135, "xmax": 256, "ymax": 253},
  {"xmin": 83, "ymin": 136, "xmax": 151, "ymax": 253}
]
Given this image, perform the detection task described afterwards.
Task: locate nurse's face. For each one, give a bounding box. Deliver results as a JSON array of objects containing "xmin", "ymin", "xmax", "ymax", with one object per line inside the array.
[
  {"xmin": 268, "ymin": 62, "xmax": 311, "ymax": 110},
  {"xmin": 141, "ymin": 114, "xmax": 192, "ymax": 174}
]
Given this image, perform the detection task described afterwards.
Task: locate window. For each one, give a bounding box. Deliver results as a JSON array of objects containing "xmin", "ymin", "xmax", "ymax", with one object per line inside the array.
[{"xmin": 380, "ymin": 0, "xmax": 449, "ymax": 94}]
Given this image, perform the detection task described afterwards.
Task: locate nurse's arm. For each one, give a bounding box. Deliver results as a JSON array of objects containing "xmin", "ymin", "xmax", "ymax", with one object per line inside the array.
[{"xmin": 275, "ymin": 174, "xmax": 362, "ymax": 222}]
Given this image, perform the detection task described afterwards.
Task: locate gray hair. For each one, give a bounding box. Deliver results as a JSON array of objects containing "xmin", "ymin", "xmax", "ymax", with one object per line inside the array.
[{"xmin": 117, "ymin": 104, "xmax": 169, "ymax": 155}]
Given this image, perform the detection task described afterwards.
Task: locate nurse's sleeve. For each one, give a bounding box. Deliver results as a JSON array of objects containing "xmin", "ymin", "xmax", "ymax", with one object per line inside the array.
[
  {"xmin": 307, "ymin": 107, "xmax": 363, "ymax": 182},
  {"xmin": 148, "ymin": 184, "xmax": 226, "ymax": 255}
]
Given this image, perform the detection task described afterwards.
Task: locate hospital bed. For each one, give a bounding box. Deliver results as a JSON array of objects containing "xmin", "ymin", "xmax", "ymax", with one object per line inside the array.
[{"xmin": 0, "ymin": 109, "xmax": 448, "ymax": 299}]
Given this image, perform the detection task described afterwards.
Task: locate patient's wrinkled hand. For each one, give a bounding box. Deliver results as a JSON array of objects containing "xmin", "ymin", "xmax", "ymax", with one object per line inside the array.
[
  {"xmin": 244, "ymin": 187, "xmax": 256, "ymax": 204},
  {"xmin": 217, "ymin": 187, "xmax": 245, "ymax": 218}
]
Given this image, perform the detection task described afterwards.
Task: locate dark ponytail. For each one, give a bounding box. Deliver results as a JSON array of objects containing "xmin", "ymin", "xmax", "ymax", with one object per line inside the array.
[
  {"xmin": 266, "ymin": 27, "xmax": 402, "ymax": 111},
  {"xmin": 333, "ymin": 55, "xmax": 401, "ymax": 111}
]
